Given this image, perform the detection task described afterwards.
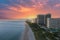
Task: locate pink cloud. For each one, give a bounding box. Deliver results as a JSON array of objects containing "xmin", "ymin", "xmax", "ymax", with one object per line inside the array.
[
  {"xmin": 55, "ymin": 4, "xmax": 60, "ymax": 7},
  {"xmin": 0, "ymin": 0, "xmax": 60, "ymax": 19}
]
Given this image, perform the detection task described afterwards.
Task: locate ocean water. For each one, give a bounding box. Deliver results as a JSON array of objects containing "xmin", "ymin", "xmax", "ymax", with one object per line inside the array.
[{"xmin": 0, "ymin": 20, "xmax": 25, "ymax": 40}]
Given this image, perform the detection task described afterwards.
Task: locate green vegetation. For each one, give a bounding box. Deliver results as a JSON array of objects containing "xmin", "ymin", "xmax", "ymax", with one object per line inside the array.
[{"xmin": 26, "ymin": 21, "xmax": 60, "ymax": 40}]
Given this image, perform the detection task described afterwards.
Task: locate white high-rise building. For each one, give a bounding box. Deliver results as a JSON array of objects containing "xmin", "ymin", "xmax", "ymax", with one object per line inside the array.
[
  {"xmin": 37, "ymin": 14, "xmax": 51, "ymax": 28},
  {"xmin": 37, "ymin": 13, "xmax": 60, "ymax": 28}
]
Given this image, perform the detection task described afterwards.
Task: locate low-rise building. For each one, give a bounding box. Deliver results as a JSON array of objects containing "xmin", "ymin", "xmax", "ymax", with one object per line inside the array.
[{"xmin": 49, "ymin": 18, "xmax": 60, "ymax": 28}]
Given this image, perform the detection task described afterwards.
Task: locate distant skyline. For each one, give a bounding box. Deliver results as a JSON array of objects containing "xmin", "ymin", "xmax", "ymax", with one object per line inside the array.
[{"xmin": 0, "ymin": 0, "xmax": 60, "ymax": 19}]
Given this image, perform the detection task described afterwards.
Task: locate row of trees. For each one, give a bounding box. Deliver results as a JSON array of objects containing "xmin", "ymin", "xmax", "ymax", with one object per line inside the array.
[{"xmin": 26, "ymin": 21, "xmax": 60, "ymax": 40}]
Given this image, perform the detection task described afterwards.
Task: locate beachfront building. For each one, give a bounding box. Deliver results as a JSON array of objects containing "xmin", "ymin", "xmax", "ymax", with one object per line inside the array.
[
  {"xmin": 50, "ymin": 18, "xmax": 60, "ymax": 28},
  {"xmin": 45, "ymin": 14, "xmax": 51, "ymax": 28},
  {"xmin": 36, "ymin": 13, "xmax": 60, "ymax": 28},
  {"xmin": 37, "ymin": 15, "xmax": 45, "ymax": 25},
  {"xmin": 37, "ymin": 14, "xmax": 51, "ymax": 27}
]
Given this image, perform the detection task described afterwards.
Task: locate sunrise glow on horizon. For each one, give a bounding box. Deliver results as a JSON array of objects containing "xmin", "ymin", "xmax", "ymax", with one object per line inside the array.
[{"xmin": 0, "ymin": 0, "xmax": 60, "ymax": 19}]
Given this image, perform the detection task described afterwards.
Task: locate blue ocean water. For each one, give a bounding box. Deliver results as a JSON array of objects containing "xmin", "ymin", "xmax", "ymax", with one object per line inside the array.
[{"xmin": 0, "ymin": 20, "xmax": 25, "ymax": 40}]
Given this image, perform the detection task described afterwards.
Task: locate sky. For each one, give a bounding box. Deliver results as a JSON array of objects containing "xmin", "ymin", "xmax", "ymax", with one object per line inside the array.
[{"xmin": 0, "ymin": 0, "xmax": 60, "ymax": 19}]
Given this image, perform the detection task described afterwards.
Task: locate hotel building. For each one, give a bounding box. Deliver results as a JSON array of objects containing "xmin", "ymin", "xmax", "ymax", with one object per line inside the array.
[{"xmin": 36, "ymin": 13, "xmax": 60, "ymax": 28}]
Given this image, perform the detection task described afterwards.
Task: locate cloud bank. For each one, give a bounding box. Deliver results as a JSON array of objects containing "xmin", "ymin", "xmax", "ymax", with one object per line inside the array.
[{"xmin": 0, "ymin": 0, "xmax": 60, "ymax": 19}]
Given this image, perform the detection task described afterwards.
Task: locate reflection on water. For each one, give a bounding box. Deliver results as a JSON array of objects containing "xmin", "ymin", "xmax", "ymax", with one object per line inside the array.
[{"xmin": 0, "ymin": 20, "xmax": 25, "ymax": 40}]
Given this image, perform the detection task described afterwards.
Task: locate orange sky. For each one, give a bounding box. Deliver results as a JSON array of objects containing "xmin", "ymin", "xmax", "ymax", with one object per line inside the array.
[{"xmin": 0, "ymin": 0, "xmax": 60, "ymax": 19}]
